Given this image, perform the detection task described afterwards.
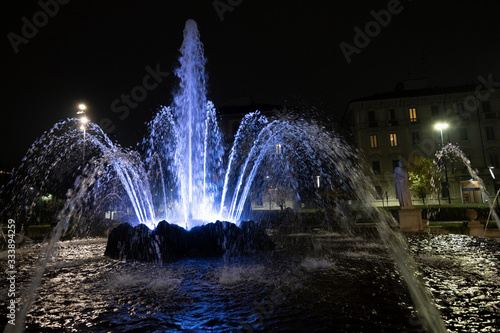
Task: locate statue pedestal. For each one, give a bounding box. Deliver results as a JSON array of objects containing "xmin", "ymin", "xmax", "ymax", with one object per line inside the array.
[
  {"xmin": 398, "ymin": 207, "xmax": 426, "ymax": 232},
  {"xmin": 467, "ymin": 220, "xmax": 484, "ymax": 237},
  {"xmin": 465, "ymin": 209, "xmax": 484, "ymax": 237}
]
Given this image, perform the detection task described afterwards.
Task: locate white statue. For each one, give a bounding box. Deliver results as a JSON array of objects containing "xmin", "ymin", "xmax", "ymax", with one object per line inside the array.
[{"xmin": 394, "ymin": 161, "xmax": 413, "ymax": 208}]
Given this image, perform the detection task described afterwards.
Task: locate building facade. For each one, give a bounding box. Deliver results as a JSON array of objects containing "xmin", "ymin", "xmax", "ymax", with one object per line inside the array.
[{"xmin": 347, "ymin": 83, "xmax": 500, "ymax": 206}]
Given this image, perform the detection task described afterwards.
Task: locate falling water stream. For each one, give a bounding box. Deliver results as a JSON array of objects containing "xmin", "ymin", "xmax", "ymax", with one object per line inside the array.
[{"xmin": 2, "ymin": 19, "xmax": 499, "ymax": 332}]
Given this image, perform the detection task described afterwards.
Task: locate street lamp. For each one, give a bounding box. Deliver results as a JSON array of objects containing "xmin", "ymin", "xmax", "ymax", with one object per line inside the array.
[
  {"xmin": 434, "ymin": 122, "xmax": 448, "ymax": 144},
  {"xmin": 434, "ymin": 122, "xmax": 451, "ymax": 204},
  {"xmin": 78, "ymin": 104, "xmax": 88, "ymax": 161},
  {"xmin": 80, "ymin": 115, "xmax": 89, "ymax": 125},
  {"xmin": 77, "ymin": 103, "xmax": 86, "ymax": 114},
  {"xmin": 489, "ymin": 166, "xmax": 499, "ymax": 205}
]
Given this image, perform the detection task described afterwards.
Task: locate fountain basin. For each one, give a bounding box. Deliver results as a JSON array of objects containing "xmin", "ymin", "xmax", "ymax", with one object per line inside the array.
[
  {"xmin": 104, "ymin": 220, "xmax": 274, "ymax": 262},
  {"xmin": 4, "ymin": 233, "xmax": 499, "ymax": 332}
]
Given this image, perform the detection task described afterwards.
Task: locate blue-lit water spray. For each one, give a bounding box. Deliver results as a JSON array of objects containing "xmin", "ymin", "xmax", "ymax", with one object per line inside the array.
[
  {"xmin": 16, "ymin": 19, "xmax": 500, "ymax": 333},
  {"xmin": 219, "ymin": 111, "xmax": 268, "ymax": 217},
  {"xmin": 170, "ymin": 19, "xmax": 223, "ymax": 226},
  {"xmin": 9, "ymin": 118, "xmax": 157, "ymax": 230},
  {"xmin": 6, "ymin": 20, "xmax": 377, "ymax": 232}
]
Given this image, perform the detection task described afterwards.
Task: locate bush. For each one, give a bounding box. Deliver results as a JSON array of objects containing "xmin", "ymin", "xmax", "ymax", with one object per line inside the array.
[
  {"xmin": 27, "ymin": 224, "xmax": 52, "ymax": 240},
  {"xmin": 421, "ymin": 206, "xmax": 500, "ymax": 221}
]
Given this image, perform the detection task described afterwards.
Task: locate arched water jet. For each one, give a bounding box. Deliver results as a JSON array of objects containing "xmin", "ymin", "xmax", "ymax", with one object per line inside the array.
[
  {"xmin": 435, "ymin": 143, "xmax": 500, "ymax": 230},
  {"xmin": 219, "ymin": 111, "xmax": 269, "ymax": 216},
  {"xmin": 226, "ymin": 117, "xmax": 357, "ymax": 222},
  {"xmin": 4, "ymin": 118, "xmax": 156, "ymax": 230}
]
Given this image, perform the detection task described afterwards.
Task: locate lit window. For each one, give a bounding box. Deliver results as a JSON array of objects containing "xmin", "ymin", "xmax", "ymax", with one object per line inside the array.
[
  {"xmin": 370, "ymin": 134, "xmax": 378, "ymax": 148},
  {"xmin": 409, "ymin": 108, "xmax": 417, "ymax": 122},
  {"xmin": 275, "ymin": 143, "xmax": 282, "ymax": 155},
  {"xmin": 390, "ymin": 133, "xmax": 398, "ymax": 147}
]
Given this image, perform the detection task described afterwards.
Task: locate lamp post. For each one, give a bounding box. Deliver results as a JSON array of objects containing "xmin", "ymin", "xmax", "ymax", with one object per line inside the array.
[
  {"xmin": 489, "ymin": 166, "xmax": 499, "ymax": 205},
  {"xmin": 434, "ymin": 122, "xmax": 451, "ymax": 204},
  {"xmin": 77, "ymin": 104, "xmax": 88, "ymax": 162}
]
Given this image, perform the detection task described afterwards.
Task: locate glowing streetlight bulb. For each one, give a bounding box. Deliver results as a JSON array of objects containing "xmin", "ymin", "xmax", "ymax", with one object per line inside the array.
[
  {"xmin": 434, "ymin": 123, "xmax": 448, "ymax": 131},
  {"xmin": 434, "ymin": 122, "xmax": 449, "ymax": 145},
  {"xmin": 80, "ymin": 116, "xmax": 89, "ymax": 124},
  {"xmin": 77, "ymin": 103, "xmax": 87, "ymax": 115}
]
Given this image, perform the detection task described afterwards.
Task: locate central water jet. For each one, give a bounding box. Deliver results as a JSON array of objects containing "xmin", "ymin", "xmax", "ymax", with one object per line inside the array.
[
  {"xmin": 143, "ymin": 19, "xmax": 224, "ymax": 229},
  {"xmin": 174, "ymin": 19, "xmax": 209, "ymax": 225}
]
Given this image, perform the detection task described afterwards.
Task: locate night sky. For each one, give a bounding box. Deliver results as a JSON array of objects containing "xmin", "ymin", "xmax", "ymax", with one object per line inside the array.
[{"xmin": 2, "ymin": 0, "xmax": 500, "ymax": 168}]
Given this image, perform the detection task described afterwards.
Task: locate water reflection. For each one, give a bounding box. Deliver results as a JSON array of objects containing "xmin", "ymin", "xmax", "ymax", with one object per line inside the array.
[{"xmin": 1, "ymin": 234, "xmax": 498, "ymax": 332}]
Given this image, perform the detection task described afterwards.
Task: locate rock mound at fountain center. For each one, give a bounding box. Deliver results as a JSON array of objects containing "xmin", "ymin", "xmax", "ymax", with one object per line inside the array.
[{"xmin": 105, "ymin": 221, "xmax": 274, "ymax": 262}]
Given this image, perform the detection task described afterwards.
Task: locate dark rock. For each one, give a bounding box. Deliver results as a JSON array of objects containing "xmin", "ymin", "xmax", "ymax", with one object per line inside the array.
[
  {"xmin": 104, "ymin": 223, "xmax": 161, "ymax": 262},
  {"xmin": 104, "ymin": 223, "xmax": 132, "ymax": 259},
  {"xmin": 153, "ymin": 221, "xmax": 190, "ymax": 260},
  {"xmin": 105, "ymin": 220, "xmax": 274, "ymax": 262}
]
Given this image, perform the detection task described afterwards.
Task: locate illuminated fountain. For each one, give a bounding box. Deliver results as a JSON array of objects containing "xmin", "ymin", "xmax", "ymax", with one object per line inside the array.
[{"xmin": 4, "ymin": 19, "xmax": 500, "ymax": 333}]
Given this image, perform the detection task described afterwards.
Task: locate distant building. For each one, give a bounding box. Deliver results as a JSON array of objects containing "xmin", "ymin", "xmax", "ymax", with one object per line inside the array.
[
  {"xmin": 217, "ymin": 97, "xmax": 281, "ymax": 139},
  {"xmin": 346, "ymin": 81, "xmax": 500, "ymax": 206}
]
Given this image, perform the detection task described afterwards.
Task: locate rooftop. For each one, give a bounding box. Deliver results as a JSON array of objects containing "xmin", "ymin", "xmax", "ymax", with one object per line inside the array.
[{"xmin": 351, "ymin": 84, "xmax": 478, "ymax": 103}]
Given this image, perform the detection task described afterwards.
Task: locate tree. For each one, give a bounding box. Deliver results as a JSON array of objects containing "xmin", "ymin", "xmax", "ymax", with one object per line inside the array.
[
  {"xmin": 408, "ymin": 156, "xmax": 436, "ymax": 205},
  {"xmin": 265, "ymin": 186, "xmax": 289, "ymax": 211}
]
